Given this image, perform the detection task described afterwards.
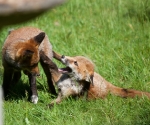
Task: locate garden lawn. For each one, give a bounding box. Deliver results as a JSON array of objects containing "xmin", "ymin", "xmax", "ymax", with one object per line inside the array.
[{"xmin": 0, "ymin": 0, "xmax": 150, "ymax": 124}]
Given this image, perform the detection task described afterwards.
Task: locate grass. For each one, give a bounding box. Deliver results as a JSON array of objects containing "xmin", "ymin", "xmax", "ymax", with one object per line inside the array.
[{"xmin": 1, "ymin": 0, "xmax": 150, "ymax": 124}]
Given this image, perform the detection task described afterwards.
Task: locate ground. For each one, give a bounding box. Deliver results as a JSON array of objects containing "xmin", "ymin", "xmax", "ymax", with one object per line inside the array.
[{"xmin": 0, "ymin": 0, "xmax": 150, "ymax": 124}]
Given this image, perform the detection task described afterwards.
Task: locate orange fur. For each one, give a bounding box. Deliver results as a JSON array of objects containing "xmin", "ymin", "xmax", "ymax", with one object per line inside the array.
[
  {"xmin": 2, "ymin": 27, "xmax": 56, "ymax": 103},
  {"xmin": 54, "ymin": 53, "xmax": 150, "ymax": 100},
  {"xmin": 39, "ymin": 52, "xmax": 150, "ymax": 107}
]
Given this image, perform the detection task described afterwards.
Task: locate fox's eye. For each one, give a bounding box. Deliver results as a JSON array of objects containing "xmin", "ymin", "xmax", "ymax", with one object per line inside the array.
[{"xmin": 74, "ymin": 61, "xmax": 78, "ymax": 66}]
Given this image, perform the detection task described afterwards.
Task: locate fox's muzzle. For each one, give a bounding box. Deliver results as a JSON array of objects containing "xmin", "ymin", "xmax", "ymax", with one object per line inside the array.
[
  {"xmin": 30, "ymin": 66, "xmax": 40, "ymax": 77},
  {"xmin": 61, "ymin": 55, "xmax": 68, "ymax": 65}
]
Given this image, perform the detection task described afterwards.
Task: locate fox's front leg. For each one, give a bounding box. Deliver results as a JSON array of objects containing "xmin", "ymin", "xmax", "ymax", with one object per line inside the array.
[
  {"xmin": 28, "ymin": 74, "xmax": 38, "ymax": 104},
  {"xmin": 48, "ymin": 92, "xmax": 63, "ymax": 108},
  {"xmin": 48, "ymin": 88, "xmax": 76, "ymax": 108},
  {"xmin": 2, "ymin": 69, "xmax": 14, "ymax": 98}
]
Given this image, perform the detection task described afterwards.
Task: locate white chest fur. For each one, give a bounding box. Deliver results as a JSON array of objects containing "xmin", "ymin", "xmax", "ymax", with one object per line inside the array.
[{"xmin": 56, "ymin": 74, "xmax": 83, "ymax": 96}]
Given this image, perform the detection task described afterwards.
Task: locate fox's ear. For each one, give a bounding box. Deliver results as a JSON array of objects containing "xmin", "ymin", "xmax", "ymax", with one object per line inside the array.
[
  {"xmin": 30, "ymin": 32, "xmax": 45, "ymax": 48},
  {"xmin": 90, "ymin": 75, "xmax": 94, "ymax": 86},
  {"xmin": 34, "ymin": 32, "xmax": 45, "ymax": 44},
  {"xmin": 87, "ymin": 74, "xmax": 93, "ymax": 86},
  {"xmin": 85, "ymin": 71, "xmax": 94, "ymax": 86},
  {"xmin": 23, "ymin": 50, "xmax": 34, "ymax": 59}
]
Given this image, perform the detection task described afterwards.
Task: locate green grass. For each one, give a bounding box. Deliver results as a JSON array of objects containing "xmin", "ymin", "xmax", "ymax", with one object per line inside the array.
[{"xmin": 1, "ymin": 0, "xmax": 150, "ymax": 124}]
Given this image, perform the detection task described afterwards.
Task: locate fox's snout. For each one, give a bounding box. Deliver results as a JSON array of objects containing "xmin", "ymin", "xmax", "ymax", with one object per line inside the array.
[
  {"xmin": 30, "ymin": 66, "xmax": 40, "ymax": 76},
  {"xmin": 61, "ymin": 55, "xmax": 68, "ymax": 65}
]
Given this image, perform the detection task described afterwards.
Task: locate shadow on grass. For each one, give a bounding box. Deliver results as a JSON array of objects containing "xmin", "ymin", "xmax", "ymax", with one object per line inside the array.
[{"xmin": 5, "ymin": 79, "xmax": 49, "ymax": 102}]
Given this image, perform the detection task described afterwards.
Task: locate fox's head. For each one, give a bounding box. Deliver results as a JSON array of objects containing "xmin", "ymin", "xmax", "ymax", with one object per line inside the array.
[
  {"xmin": 59, "ymin": 55, "xmax": 94, "ymax": 84},
  {"xmin": 15, "ymin": 32, "xmax": 45, "ymax": 76}
]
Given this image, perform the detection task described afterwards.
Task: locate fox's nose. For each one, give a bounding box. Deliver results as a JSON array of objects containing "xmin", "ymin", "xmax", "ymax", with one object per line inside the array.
[
  {"xmin": 61, "ymin": 55, "xmax": 65, "ymax": 59},
  {"xmin": 61, "ymin": 56, "xmax": 68, "ymax": 64}
]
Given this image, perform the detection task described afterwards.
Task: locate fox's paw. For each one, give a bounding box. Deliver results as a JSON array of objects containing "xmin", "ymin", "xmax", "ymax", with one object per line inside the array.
[
  {"xmin": 31, "ymin": 95, "xmax": 38, "ymax": 104},
  {"xmin": 47, "ymin": 103, "xmax": 54, "ymax": 109}
]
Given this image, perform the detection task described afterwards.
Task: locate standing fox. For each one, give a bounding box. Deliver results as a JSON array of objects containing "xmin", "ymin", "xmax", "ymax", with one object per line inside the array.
[
  {"xmin": 2, "ymin": 27, "xmax": 57, "ymax": 104},
  {"xmin": 41, "ymin": 51, "xmax": 150, "ymax": 106}
]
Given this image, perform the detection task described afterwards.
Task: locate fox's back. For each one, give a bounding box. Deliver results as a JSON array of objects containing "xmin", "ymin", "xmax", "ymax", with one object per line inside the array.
[
  {"xmin": 3, "ymin": 27, "xmax": 53, "ymax": 59},
  {"xmin": 88, "ymin": 72, "xmax": 110, "ymax": 99}
]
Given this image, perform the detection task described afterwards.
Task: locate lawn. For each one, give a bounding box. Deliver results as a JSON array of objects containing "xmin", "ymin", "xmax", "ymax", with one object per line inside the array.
[{"xmin": 1, "ymin": 0, "xmax": 150, "ymax": 124}]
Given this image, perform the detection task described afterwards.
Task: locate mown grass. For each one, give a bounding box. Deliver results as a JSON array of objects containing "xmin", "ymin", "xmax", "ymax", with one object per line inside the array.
[{"xmin": 1, "ymin": 0, "xmax": 150, "ymax": 124}]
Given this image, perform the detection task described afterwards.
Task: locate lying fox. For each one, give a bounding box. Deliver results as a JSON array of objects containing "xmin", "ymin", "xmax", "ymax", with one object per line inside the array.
[
  {"xmin": 2, "ymin": 27, "xmax": 57, "ymax": 104},
  {"xmin": 41, "ymin": 51, "xmax": 150, "ymax": 106}
]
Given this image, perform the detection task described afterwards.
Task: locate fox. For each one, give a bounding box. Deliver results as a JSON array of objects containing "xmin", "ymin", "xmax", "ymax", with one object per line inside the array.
[
  {"xmin": 41, "ymin": 51, "xmax": 150, "ymax": 106},
  {"xmin": 2, "ymin": 27, "xmax": 57, "ymax": 104}
]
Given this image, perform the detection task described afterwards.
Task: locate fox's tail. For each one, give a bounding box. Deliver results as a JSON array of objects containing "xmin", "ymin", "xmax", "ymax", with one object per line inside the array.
[{"xmin": 108, "ymin": 83, "xmax": 150, "ymax": 99}]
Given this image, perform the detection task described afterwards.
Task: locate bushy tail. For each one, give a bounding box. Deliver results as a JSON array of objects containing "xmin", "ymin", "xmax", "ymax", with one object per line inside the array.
[{"xmin": 109, "ymin": 84, "xmax": 150, "ymax": 99}]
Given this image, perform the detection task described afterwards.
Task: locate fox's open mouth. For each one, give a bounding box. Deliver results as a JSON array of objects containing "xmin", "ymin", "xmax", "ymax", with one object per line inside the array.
[{"xmin": 58, "ymin": 67, "xmax": 72, "ymax": 73}]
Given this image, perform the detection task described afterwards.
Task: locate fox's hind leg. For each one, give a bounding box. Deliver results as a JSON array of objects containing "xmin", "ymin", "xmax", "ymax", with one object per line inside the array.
[
  {"xmin": 2, "ymin": 69, "xmax": 14, "ymax": 98},
  {"xmin": 12, "ymin": 71, "xmax": 21, "ymax": 84}
]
